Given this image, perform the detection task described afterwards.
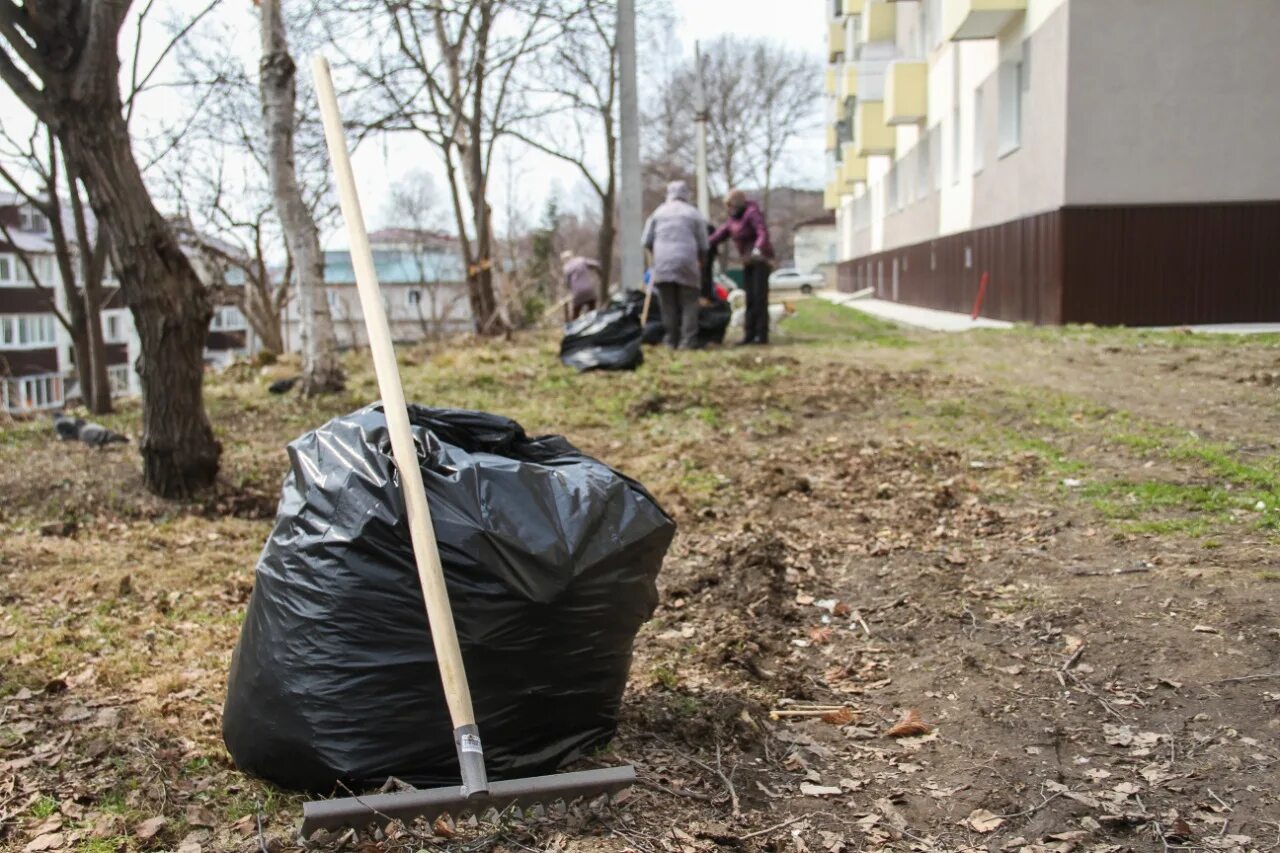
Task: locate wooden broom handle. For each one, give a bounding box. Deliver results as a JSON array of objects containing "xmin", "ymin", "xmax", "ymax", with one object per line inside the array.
[{"xmin": 312, "ymin": 55, "xmax": 476, "ymax": 731}]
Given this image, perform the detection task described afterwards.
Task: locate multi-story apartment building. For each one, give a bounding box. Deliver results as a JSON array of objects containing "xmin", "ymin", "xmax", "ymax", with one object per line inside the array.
[
  {"xmin": 289, "ymin": 228, "xmax": 472, "ymax": 350},
  {"xmin": 0, "ymin": 192, "xmax": 138, "ymax": 412},
  {"xmin": 1, "ymin": 196, "xmax": 251, "ymax": 413},
  {"xmin": 823, "ymin": 0, "xmax": 1280, "ymax": 325}
]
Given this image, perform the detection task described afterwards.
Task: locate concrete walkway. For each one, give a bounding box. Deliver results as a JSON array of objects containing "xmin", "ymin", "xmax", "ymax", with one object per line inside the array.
[{"xmin": 819, "ymin": 291, "xmax": 1014, "ymax": 332}]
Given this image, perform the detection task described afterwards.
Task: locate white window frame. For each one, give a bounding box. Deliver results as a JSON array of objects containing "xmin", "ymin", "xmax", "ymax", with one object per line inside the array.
[
  {"xmin": 102, "ymin": 310, "xmax": 128, "ymax": 344},
  {"xmin": 0, "ymin": 254, "xmax": 12, "ymax": 284},
  {"xmin": 209, "ymin": 305, "xmax": 246, "ymax": 332},
  {"xmin": 950, "ymin": 105, "xmax": 961, "ymax": 185},
  {"xmin": 3, "ymin": 372, "xmax": 63, "ymax": 412},
  {"xmin": 973, "ymin": 87, "xmax": 986, "ymax": 174},
  {"xmin": 999, "ymin": 52, "xmax": 1026, "ymax": 158},
  {"xmin": 107, "ymin": 364, "xmax": 132, "ymax": 396},
  {"xmin": 0, "ymin": 314, "xmax": 58, "ymax": 349}
]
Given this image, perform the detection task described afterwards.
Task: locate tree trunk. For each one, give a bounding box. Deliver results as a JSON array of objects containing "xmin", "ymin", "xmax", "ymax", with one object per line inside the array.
[
  {"xmin": 597, "ymin": 183, "xmax": 616, "ymax": 304},
  {"xmin": 57, "ymin": 115, "xmax": 221, "ymax": 497},
  {"xmin": 259, "ymin": 0, "xmax": 343, "ymax": 395},
  {"xmin": 72, "ymin": 190, "xmax": 112, "ymax": 414}
]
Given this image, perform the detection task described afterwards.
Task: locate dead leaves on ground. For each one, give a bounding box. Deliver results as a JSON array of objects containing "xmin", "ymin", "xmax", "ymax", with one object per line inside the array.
[{"xmin": 884, "ymin": 708, "xmax": 933, "ymax": 738}]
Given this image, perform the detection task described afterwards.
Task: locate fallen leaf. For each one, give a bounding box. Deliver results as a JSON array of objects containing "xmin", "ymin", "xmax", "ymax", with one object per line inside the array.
[
  {"xmin": 821, "ymin": 707, "xmax": 856, "ymax": 726},
  {"xmin": 885, "ymin": 708, "xmax": 932, "ymax": 738},
  {"xmin": 808, "ymin": 626, "xmax": 834, "ymax": 645},
  {"xmin": 1193, "ymin": 625, "xmax": 1220, "ymax": 634},
  {"xmin": 184, "ymin": 807, "xmax": 217, "ymax": 828},
  {"xmin": 432, "ymin": 816, "xmax": 456, "ymax": 838},
  {"xmin": 799, "ymin": 783, "xmax": 843, "ymax": 797},
  {"xmin": 963, "ymin": 809, "xmax": 1004, "ymax": 833},
  {"xmin": 24, "ymin": 834, "xmax": 64, "ymax": 853},
  {"xmin": 135, "ymin": 817, "xmax": 165, "ymax": 840},
  {"xmin": 1165, "ymin": 818, "xmax": 1194, "ymax": 843}
]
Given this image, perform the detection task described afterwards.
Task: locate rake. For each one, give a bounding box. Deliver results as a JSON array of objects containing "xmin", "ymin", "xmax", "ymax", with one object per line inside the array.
[{"xmin": 302, "ymin": 55, "xmax": 635, "ymax": 837}]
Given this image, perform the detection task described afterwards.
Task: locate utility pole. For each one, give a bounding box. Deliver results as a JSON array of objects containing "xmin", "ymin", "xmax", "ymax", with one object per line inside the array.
[
  {"xmin": 694, "ymin": 41, "xmax": 710, "ymax": 219},
  {"xmin": 618, "ymin": 0, "xmax": 642, "ymax": 292}
]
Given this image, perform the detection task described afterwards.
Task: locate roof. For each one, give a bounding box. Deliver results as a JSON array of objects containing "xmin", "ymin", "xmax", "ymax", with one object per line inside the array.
[
  {"xmin": 366, "ymin": 228, "xmax": 459, "ymax": 248},
  {"xmin": 324, "ymin": 246, "xmax": 466, "ymax": 285},
  {"xmin": 0, "ymin": 228, "xmax": 55, "ymax": 253}
]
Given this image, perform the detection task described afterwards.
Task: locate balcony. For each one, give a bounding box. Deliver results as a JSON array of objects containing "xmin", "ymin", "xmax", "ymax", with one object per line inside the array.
[
  {"xmin": 839, "ymin": 65, "xmax": 859, "ymax": 101},
  {"xmin": 826, "ymin": 123, "xmax": 839, "ymax": 151},
  {"xmin": 853, "ymin": 101, "xmax": 895, "ymax": 156},
  {"xmin": 884, "ymin": 60, "xmax": 927, "ymax": 125},
  {"xmin": 839, "ymin": 0, "xmax": 865, "ymax": 14},
  {"xmin": 840, "ymin": 146, "xmax": 869, "ymax": 187},
  {"xmin": 860, "ymin": 1, "xmax": 896, "ymax": 44},
  {"xmin": 828, "ymin": 21, "xmax": 845, "ymax": 60},
  {"xmin": 824, "ymin": 181, "xmax": 841, "ymax": 211},
  {"xmin": 943, "ymin": 0, "xmax": 1026, "ymax": 41},
  {"xmin": 825, "ymin": 67, "xmax": 838, "ymax": 96}
]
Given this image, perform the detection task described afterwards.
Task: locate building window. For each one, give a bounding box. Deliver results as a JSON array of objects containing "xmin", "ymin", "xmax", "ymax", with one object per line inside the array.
[
  {"xmin": 103, "ymin": 311, "xmax": 127, "ymax": 344},
  {"xmin": 973, "ymin": 87, "xmax": 985, "ymax": 174},
  {"xmin": 210, "ymin": 305, "xmax": 246, "ymax": 331},
  {"xmin": 407, "ymin": 289, "xmax": 422, "ymax": 306},
  {"xmin": 107, "ymin": 364, "xmax": 131, "ymax": 396},
  {"xmin": 3, "ymin": 373, "xmax": 63, "ymax": 412},
  {"xmin": 950, "ymin": 105, "xmax": 961, "ymax": 185},
  {"xmin": 0, "ymin": 314, "xmax": 57, "ymax": 348},
  {"xmin": 0, "ymin": 255, "xmax": 11, "ymax": 283},
  {"xmin": 999, "ymin": 57, "xmax": 1025, "ymax": 156}
]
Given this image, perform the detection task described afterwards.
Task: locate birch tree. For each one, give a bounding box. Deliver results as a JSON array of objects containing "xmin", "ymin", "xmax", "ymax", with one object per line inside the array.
[
  {"xmin": 0, "ymin": 1, "xmax": 221, "ymax": 496},
  {"xmin": 260, "ymin": 0, "xmax": 343, "ymax": 393}
]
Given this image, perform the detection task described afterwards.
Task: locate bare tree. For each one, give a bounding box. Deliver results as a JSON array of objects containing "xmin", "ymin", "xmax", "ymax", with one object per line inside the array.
[
  {"xmin": 0, "ymin": 1, "xmax": 221, "ymax": 496},
  {"xmin": 321, "ymin": 0, "xmax": 561, "ymax": 336},
  {"xmin": 0, "ymin": 124, "xmax": 113, "ymax": 413},
  {"xmin": 384, "ymin": 170, "xmax": 465, "ymax": 340},
  {"xmin": 648, "ymin": 36, "xmax": 820, "ymax": 208},
  {"xmin": 260, "ymin": 0, "xmax": 343, "ymax": 393}
]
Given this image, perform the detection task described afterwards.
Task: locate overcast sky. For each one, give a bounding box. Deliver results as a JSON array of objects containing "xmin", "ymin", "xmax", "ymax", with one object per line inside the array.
[{"xmin": 0, "ymin": 0, "xmax": 827, "ymax": 248}]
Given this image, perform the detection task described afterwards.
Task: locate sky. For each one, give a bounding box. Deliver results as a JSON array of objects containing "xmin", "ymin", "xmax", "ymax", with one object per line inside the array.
[{"xmin": 0, "ymin": 0, "xmax": 828, "ymax": 250}]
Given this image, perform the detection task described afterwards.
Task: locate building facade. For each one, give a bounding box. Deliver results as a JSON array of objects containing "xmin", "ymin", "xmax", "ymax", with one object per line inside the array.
[
  {"xmin": 792, "ymin": 213, "xmax": 840, "ymax": 288},
  {"xmin": 287, "ymin": 229, "xmax": 472, "ymax": 351},
  {"xmin": 823, "ymin": 0, "xmax": 1280, "ymax": 325},
  {"xmin": 1, "ymin": 197, "xmax": 251, "ymax": 413}
]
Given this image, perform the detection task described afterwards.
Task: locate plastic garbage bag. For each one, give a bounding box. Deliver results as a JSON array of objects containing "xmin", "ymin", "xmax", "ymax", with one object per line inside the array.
[
  {"xmin": 559, "ymin": 298, "xmax": 643, "ymax": 371},
  {"xmin": 223, "ymin": 405, "xmax": 675, "ymax": 792},
  {"xmin": 632, "ymin": 289, "xmax": 731, "ymax": 347}
]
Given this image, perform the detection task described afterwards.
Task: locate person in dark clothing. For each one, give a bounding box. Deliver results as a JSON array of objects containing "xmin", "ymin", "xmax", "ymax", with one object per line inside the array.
[{"xmin": 709, "ymin": 188, "xmax": 774, "ymax": 345}]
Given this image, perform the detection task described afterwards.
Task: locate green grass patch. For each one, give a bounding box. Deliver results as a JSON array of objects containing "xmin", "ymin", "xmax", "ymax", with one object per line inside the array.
[{"xmin": 781, "ymin": 299, "xmax": 912, "ymax": 346}]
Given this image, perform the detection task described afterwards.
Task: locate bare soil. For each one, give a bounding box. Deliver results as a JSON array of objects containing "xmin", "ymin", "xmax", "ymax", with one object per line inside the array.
[{"xmin": 2, "ymin": 306, "xmax": 1279, "ymax": 853}]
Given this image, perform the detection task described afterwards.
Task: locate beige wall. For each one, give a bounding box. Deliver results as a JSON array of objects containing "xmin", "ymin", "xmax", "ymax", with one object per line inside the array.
[
  {"xmin": 1065, "ymin": 0, "xmax": 1280, "ymax": 204},
  {"xmin": 969, "ymin": 0, "xmax": 1070, "ymax": 228}
]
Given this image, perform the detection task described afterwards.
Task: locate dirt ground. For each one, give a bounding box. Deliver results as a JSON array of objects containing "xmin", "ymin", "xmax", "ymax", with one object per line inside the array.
[{"xmin": 2, "ymin": 302, "xmax": 1279, "ymax": 853}]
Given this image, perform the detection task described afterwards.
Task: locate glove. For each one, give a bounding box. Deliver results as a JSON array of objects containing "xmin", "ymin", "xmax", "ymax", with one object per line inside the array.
[{"xmin": 750, "ymin": 247, "xmax": 763, "ymax": 259}]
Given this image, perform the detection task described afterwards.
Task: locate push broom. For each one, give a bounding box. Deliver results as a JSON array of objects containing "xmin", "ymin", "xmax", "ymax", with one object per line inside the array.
[{"xmin": 301, "ymin": 56, "xmax": 634, "ymax": 837}]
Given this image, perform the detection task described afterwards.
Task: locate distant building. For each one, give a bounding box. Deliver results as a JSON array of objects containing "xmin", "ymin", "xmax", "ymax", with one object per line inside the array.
[
  {"xmin": 792, "ymin": 213, "xmax": 839, "ymax": 287},
  {"xmin": 0, "ymin": 191, "xmax": 136, "ymax": 413},
  {"xmin": 823, "ymin": 0, "xmax": 1280, "ymax": 325},
  {"xmin": 286, "ymin": 228, "xmax": 471, "ymax": 350}
]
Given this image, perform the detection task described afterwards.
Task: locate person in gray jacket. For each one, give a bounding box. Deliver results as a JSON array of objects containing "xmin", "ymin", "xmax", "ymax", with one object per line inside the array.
[{"xmin": 642, "ymin": 180, "xmax": 710, "ymax": 349}]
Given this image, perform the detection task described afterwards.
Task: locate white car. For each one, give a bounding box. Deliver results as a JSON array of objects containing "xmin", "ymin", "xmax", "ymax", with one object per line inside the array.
[{"xmin": 768, "ymin": 268, "xmax": 824, "ymax": 295}]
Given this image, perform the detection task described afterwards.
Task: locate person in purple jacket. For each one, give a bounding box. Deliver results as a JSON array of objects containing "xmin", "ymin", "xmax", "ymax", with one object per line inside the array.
[
  {"xmin": 561, "ymin": 250, "xmax": 603, "ymax": 321},
  {"xmin": 709, "ymin": 188, "xmax": 774, "ymax": 345}
]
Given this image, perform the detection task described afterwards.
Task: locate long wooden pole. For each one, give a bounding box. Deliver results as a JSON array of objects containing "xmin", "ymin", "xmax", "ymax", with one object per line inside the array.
[{"xmin": 311, "ymin": 55, "xmax": 488, "ymax": 796}]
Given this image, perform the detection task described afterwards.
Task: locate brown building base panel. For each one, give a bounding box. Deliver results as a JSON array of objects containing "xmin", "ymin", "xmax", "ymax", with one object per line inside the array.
[{"xmin": 837, "ymin": 201, "xmax": 1280, "ymax": 326}]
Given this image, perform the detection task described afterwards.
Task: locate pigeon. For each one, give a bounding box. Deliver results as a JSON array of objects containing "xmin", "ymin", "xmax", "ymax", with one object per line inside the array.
[
  {"xmin": 268, "ymin": 376, "xmax": 300, "ymax": 395},
  {"xmin": 77, "ymin": 421, "xmax": 130, "ymax": 447},
  {"xmin": 51, "ymin": 411, "xmax": 85, "ymax": 441},
  {"xmin": 51, "ymin": 410, "xmax": 128, "ymax": 447}
]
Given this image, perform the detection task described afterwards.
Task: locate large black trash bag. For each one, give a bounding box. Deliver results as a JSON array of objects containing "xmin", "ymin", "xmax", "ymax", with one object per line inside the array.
[
  {"xmin": 558, "ymin": 298, "xmax": 643, "ymax": 371},
  {"xmin": 222, "ymin": 405, "xmax": 675, "ymax": 793},
  {"xmin": 631, "ymin": 289, "xmax": 731, "ymax": 347}
]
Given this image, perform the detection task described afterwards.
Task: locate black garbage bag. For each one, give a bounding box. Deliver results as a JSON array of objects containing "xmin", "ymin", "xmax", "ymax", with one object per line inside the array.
[
  {"xmin": 558, "ymin": 298, "xmax": 643, "ymax": 371},
  {"xmin": 223, "ymin": 405, "xmax": 675, "ymax": 792},
  {"xmin": 633, "ymin": 289, "xmax": 731, "ymax": 347}
]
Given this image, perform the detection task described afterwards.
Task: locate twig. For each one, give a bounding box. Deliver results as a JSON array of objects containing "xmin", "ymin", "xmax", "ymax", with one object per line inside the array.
[
  {"xmin": 996, "ymin": 789, "xmax": 1065, "ymax": 820},
  {"xmin": 1210, "ymin": 672, "xmax": 1280, "ymax": 684},
  {"xmin": 740, "ymin": 813, "xmax": 808, "ymax": 840},
  {"xmin": 1207, "ymin": 789, "xmax": 1232, "ymax": 812},
  {"xmin": 1070, "ymin": 567, "xmax": 1152, "ymax": 577},
  {"xmin": 255, "ymin": 812, "xmax": 269, "ymax": 853},
  {"xmin": 1061, "ymin": 643, "xmax": 1086, "ymax": 672},
  {"xmin": 334, "ymin": 779, "xmax": 427, "ymax": 841},
  {"xmin": 637, "ymin": 778, "xmax": 713, "ymax": 802}
]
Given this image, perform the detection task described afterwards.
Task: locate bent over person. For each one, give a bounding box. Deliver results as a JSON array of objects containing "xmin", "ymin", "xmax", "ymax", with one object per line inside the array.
[
  {"xmin": 642, "ymin": 180, "xmax": 710, "ymax": 349},
  {"xmin": 710, "ymin": 188, "xmax": 774, "ymax": 345},
  {"xmin": 562, "ymin": 251, "xmax": 603, "ymax": 321}
]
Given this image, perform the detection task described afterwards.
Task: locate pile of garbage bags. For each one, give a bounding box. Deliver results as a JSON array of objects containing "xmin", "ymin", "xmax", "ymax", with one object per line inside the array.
[
  {"xmin": 559, "ymin": 296, "xmax": 645, "ymax": 371},
  {"xmin": 223, "ymin": 405, "xmax": 676, "ymax": 792},
  {"xmin": 635, "ymin": 290, "xmax": 731, "ymax": 348}
]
